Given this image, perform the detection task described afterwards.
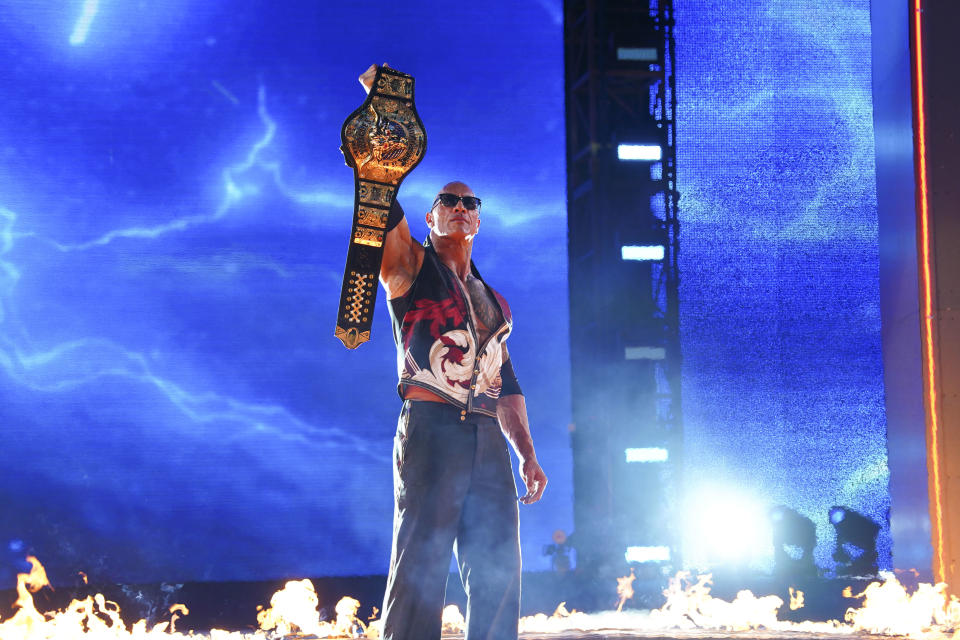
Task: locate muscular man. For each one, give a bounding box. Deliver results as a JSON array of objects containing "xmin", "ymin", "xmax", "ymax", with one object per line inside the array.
[{"xmin": 357, "ymin": 65, "xmax": 547, "ymax": 640}]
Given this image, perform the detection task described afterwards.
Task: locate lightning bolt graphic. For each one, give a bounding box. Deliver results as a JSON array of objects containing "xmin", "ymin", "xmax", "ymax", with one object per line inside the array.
[
  {"xmin": 0, "ymin": 207, "xmax": 22, "ymax": 324},
  {"xmin": 42, "ymin": 83, "xmax": 348, "ymax": 253},
  {"xmin": 69, "ymin": 0, "xmax": 100, "ymax": 46},
  {"xmin": 679, "ymin": 85, "xmax": 877, "ymax": 241},
  {"xmin": 0, "ymin": 85, "xmax": 385, "ymax": 463},
  {"xmin": 1, "ymin": 335, "xmax": 379, "ymax": 455}
]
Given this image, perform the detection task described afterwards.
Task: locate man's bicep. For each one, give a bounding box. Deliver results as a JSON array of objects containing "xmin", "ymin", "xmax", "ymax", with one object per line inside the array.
[{"xmin": 380, "ymin": 216, "xmax": 422, "ymax": 297}]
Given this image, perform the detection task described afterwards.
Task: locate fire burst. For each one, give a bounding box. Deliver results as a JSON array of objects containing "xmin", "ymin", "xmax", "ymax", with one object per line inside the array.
[{"xmin": 4, "ymin": 557, "xmax": 960, "ymax": 639}]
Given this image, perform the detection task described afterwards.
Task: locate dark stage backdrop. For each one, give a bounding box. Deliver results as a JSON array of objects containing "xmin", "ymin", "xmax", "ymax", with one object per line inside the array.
[
  {"xmin": 675, "ymin": 0, "xmax": 891, "ymax": 571},
  {"xmin": 0, "ymin": 0, "xmax": 891, "ymax": 586}
]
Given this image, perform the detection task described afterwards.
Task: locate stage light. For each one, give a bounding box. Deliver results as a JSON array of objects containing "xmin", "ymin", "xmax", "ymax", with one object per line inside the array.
[
  {"xmin": 617, "ymin": 47, "xmax": 658, "ymax": 61},
  {"xmin": 769, "ymin": 505, "xmax": 817, "ymax": 578},
  {"xmin": 683, "ymin": 487, "xmax": 771, "ymax": 568},
  {"xmin": 829, "ymin": 506, "xmax": 846, "ymax": 525},
  {"xmin": 625, "ymin": 447, "xmax": 668, "ymax": 462},
  {"xmin": 829, "ymin": 506, "xmax": 879, "ymax": 577},
  {"xmin": 617, "ymin": 144, "xmax": 662, "ymax": 161},
  {"xmin": 621, "ymin": 245, "xmax": 665, "ymax": 261},
  {"xmin": 625, "ymin": 545, "xmax": 670, "ymax": 563}
]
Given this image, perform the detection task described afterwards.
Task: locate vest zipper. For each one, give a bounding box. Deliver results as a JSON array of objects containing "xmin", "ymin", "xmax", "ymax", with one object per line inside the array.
[{"xmin": 438, "ymin": 260, "xmax": 506, "ymax": 413}]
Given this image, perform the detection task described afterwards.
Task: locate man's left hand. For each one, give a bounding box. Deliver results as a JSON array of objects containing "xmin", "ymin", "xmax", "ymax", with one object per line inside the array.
[{"xmin": 519, "ymin": 458, "xmax": 547, "ymax": 504}]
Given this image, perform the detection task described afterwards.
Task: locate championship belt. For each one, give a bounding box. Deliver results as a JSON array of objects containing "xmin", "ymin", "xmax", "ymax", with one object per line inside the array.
[{"xmin": 335, "ymin": 66, "xmax": 426, "ymax": 349}]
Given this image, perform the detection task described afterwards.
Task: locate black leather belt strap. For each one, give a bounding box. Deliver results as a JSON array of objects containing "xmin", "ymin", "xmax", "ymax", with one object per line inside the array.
[{"xmin": 336, "ymin": 66, "xmax": 426, "ymax": 349}]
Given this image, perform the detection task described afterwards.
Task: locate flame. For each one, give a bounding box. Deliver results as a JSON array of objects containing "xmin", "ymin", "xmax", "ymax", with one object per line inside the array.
[
  {"xmin": 256, "ymin": 578, "xmax": 322, "ymax": 636},
  {"xmin": 616, "ymin": 568, "xmax": 636, "ymax": 612},
  {"xmin": 256, "ymin": 578, "xmax": 369, "ymax": 638},
  {"xmin": 6, "ymin": 557, "xmax": 960, "ymax": 639},
  {"xmin": 514, "ymin": 570, "xmax": 960, "ymax": 637},
  {"xmin": 789, "ymin": 587, "xmax": 804, "ymax": 611},
  {"xmin": 0, "ymin": 558, "xmax": 375, "ymax": 639},
  {"xmin": 843, "ymin": 572, "xmax": 960, "ymax": 636},
  {"xmin": 169, "ymin": 604, "xmax": 189, "ymax": 634},
  {"xmin": 2, "ymin": 555, "xmax": 51, "ymax": 636},
  {"xmin": 650, "ymin": 572, "xmax": 787, "ymax": 631},
  {"xmin": 441, "ymin": 604, "xmax": 465, "ymax": 632},
  {"xmin": 519, "ymin": 601, "xmax": 602, "ymax": 633},
  {"xmin": 21, "ymin": 556, "xmax": 51, "ymax": 594}
]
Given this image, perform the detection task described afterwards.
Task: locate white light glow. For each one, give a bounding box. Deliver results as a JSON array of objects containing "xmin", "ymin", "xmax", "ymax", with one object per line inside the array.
[
  {"xmin": 70, "ymin": 0, "xmax": 100, "ymax": 45},
  {"xmin": 621, "ymin": 245, "xmax": 665, "ymax": 261},
  {"xmin": 625, "ymin": 447, "xmax": 669, "ymax": 462},
  {"xmin": 683, "ymin": 487, "xmax": 772, "ymax": 569},
  {"xmin": 625, "ymin": 546, "xmax": 671, "ymax": 563},
  {"xmin": 617, "ymin": 144, "xmax": 662, "ymax": 161}
]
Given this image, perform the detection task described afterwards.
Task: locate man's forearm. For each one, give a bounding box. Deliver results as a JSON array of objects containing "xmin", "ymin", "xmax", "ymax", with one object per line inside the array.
[{"xmin": 497, "ymin": 393, "xmax": 537, "ymax": 463}]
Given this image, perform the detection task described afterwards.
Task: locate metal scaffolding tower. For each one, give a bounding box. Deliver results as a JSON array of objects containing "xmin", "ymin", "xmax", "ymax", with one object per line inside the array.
[{"xmin": 564, "ymin": 0, "xmax": 682, "ymax": 589}]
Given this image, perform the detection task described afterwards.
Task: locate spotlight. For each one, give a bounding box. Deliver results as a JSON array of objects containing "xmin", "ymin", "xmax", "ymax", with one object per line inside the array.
[
  {"xmin": 769, "ymin": 506, "xmax": 817, "ymax": 578},
  {"xmin": 684, "ymin": 488, "xmax": 770, "ymax": 567},
  {"xmin": 625, "ymin": 546, "xmax": 670, "ymax": 563},
  {"xmin": 617, "ymin": 144, "xmax": 662, "ymax": 161},
  {"xmin": 829, "ymin": 506, "xmax": 879, "ymax": 577},
  {"xmin": 624, "ymin": 447, "xmax": 668, "ymax": 463},
  {"xmin": 828, "ymin": 506, "xmax": 846, "ymax": 525},
  {"xmin": 621, "ymin": 245, "xmax": 665, "ymax": 261}
]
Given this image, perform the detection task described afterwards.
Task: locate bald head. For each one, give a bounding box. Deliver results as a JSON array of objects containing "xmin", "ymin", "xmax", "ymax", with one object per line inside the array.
[{"xmin": 436, "ymin": 181, "xmax": 475, "ymax": 200}]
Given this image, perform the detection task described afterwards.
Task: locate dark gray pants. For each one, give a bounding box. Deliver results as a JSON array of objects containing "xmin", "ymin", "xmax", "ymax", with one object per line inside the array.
[{"xmin": 381, "ymin": 400, "xmax": 521, "ymax": 640}]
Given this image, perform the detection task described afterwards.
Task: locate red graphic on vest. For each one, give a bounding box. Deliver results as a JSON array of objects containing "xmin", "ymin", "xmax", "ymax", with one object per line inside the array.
[
  {"xmin": 403, "ymin": 297, "xmax": 466, "ymax": 344},
  {"xmin": 403, "ymin": 297, "xmax": 472, "ymax": 389}
]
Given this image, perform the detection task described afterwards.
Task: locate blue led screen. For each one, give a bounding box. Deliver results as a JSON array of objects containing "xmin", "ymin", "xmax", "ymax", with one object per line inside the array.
[
  {"xmin": 674, "ymin": 0, "xmax": 890, "ymax": 570},
  {"xmin": 0, "ymin": 1, "xmax": 570, "ymax": 584},
  {"xmin": 0, "ymin": 0, "xmax": 892, "ymax": 587}
]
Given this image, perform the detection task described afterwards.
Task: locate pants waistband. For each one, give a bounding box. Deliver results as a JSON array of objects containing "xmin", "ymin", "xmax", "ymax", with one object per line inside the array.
[{"xmin": 403, "ymin": 399, "xmax": 499, "ymax": 426}]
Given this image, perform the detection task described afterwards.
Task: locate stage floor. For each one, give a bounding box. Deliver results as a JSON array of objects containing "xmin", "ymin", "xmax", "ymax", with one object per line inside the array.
[{"xmin": 455, "ymin": 633, "xmax": 898, "ymax": 640}]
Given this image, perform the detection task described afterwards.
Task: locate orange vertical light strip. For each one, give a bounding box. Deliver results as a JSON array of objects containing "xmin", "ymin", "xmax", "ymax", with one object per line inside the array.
[{"xmin": 913, "ymin": 0, "xmax": 945, "ymax": 583}]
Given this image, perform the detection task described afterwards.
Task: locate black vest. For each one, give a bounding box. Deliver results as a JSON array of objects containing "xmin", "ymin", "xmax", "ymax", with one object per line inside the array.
[{"xmin": 388, "ymin": 237, "xmax": 513, "ymax": 416}]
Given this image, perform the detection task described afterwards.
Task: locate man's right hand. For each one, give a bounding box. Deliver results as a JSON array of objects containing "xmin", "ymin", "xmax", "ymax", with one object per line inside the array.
[{"xmin": 358, "ymin": 63, "xmax": 387, "ymax": 95}]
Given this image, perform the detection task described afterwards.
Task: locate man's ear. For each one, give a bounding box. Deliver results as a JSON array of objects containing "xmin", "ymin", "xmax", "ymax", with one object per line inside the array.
[{"xmin": 425, "ymin": 210, "xmax": 433, "ymax": 229}]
